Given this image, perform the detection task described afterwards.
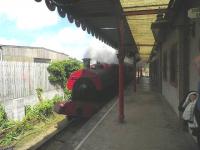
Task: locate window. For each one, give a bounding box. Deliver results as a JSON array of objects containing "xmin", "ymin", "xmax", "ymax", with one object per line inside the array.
[
  {"xmin": 169, "ymin": 44, "xmax": 178, "ymax": 87},
  {"xmin": 163, "ymin": 52, "xmax": 167, "ymax": 80}
]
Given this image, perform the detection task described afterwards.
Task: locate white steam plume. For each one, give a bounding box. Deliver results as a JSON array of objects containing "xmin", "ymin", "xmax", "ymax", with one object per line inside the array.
[{"xmin": 84, "ymin": 39, "xmax": 118, "ymax": 64}]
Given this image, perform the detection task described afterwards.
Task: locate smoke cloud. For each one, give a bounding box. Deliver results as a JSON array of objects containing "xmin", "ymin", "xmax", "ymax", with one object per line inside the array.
[{"xmin": 84, "ymin": 39, "xmax": 118, "ymax": 64}]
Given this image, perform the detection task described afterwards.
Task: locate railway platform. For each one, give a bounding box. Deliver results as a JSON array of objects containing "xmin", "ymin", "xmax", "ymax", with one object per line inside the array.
[{"xmin": 60, "ymin": 77, "xmax": 199, "ymax": 150}]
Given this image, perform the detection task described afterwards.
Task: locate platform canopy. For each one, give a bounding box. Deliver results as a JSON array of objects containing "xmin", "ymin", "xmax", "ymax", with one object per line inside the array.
[
  {"xmin": 120, "ymin": 0, "xmax": 170, "ymax": 60},
  {"xmin": 34, "ymin": 0, "xmax": 171, "ymax": 61}
]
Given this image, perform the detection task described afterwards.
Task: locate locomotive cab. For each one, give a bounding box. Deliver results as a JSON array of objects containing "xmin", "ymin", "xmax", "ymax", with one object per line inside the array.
[
  {"xmin": 67, "ymin": 62, "xmax": 118, "ymax": 102},
  {"xmin": 71, "ymin": 77, "xmax": 97, "ymax": 101}
]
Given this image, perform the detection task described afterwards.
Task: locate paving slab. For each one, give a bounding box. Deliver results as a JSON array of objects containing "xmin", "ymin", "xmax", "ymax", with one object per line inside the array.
[{"xmin": 60, "ymin": 77, "xmax": 199, "ymax": 150}]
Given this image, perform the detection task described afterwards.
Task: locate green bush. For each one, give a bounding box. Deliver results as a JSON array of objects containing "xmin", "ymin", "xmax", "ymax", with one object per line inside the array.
[
  {"xmin": 64, "ymin": 88, "xmax": 72, "ymax": 99},
  {"xmin": 0, "ymin": 104, "xmax": 8, "ymax": 129},
  {"xmin": 25, "ymin": 102, "xmax": 51, "ymax": 122},
  {"xmin": 0, "ymin": 95, "xmax": 63, "ymax": 147},
  {"xmin": 25, "ymin": 96, "xmax": 62, "ymax": 122},
  {"xmin": 36, "ymin": 88, "xmax": 43, "ymax": 102},
  {"xmin": 51, "ymin": 95, "xmax": 64, "ymax": 104},
  {"xmin": 47, "ymin": 59, "xmax": 82, "ymax": 95}
]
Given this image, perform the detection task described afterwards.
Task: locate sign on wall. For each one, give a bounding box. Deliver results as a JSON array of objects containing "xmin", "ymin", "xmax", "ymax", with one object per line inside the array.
[{"xmin": 188, "ymin": 7, "xmax": 200, "ymax": 19}]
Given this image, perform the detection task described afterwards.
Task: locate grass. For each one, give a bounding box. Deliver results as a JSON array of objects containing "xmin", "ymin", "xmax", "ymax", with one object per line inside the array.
[
  {"xmin": 0, "ymin": 94, "xmax": 67, "ymax": 148},
  {"xmin": 15, "ymin": 114, "xmax": 66, "ymax": 150}
]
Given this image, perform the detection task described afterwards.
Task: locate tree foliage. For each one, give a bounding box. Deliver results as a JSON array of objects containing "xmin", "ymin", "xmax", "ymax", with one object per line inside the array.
[{"xmin": 47, "ymin": 59, "xmax": 82, "ymax": 89}]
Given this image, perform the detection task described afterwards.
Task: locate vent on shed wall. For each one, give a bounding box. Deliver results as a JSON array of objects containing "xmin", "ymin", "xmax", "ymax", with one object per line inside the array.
[{"xmin": 34, "ymin": 58, "xmax": 51, "ymax": 63}]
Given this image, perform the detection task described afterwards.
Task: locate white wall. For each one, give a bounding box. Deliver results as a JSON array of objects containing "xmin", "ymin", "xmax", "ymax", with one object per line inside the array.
[
  {"xmin": 0, "ymin": 61, "xmax": 55, "ymax": 103},
  {"xmin": 161, "ymin": 29, "xmax": 180, "ymax": 115},
  {"xmin": 3, "ymin": 89, "xmax": 63, "ymax": 120},
  {"xmin": 0, "ymin": 61, "xmax": 64, "ymax": 120},
  {"xmin": 189, "ymin": 20, "xmax": 200, "ymax": 91},
  {"xmin": 156, "ymin": 0, "xmax": 200, "ymax": 118},
  {"xmin": 162, "ymin": 81, "xmax": 179, "ymax": 115}
]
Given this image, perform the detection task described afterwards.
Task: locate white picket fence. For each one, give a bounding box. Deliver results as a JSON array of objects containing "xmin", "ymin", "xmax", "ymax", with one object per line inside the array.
[{"xmin": 0, "ymin": 61, "xmax": 61, "ymax": 120}]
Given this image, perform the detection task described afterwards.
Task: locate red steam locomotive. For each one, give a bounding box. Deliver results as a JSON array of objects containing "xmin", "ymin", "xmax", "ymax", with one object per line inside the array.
[{"xmin": 54, "ymin": 58, "xmax": 133, "ymax": 119}]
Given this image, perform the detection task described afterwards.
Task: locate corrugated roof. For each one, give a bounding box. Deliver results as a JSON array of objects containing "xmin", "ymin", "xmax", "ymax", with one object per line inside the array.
[{"xmin": 120, "ymin": 0, "xmax": 170, "ymax": 60}]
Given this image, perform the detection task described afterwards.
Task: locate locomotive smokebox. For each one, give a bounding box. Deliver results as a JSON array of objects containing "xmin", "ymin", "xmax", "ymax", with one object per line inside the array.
[{"xmin": 83, "ymin": 58, "xmax": 91, "ymax": 69}]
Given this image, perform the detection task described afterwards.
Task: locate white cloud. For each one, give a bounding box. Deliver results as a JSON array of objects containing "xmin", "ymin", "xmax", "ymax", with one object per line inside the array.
[
  {"xmin": 0, "ymin": 0, "xmax": 59, "ymax": 30},
  {"xmin": 0, "ymin": 0, "xmax": 118, "ymax": 61},
  {"xmin": 31, "ymin": 27, "xmax": 118, "ymax": 62},
  {"xmin": 0, "ymin": 38, "xmax": 21, "ymax": 45},
  {"xmin": 32, "ymin": 27, "xmax": 91, "ymax": 60}
]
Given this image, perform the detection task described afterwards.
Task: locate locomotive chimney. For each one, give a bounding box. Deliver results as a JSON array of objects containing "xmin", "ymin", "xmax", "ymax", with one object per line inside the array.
[{"xmin": 82, "ymin": 58, "xmax": 91, "ymax": 69}]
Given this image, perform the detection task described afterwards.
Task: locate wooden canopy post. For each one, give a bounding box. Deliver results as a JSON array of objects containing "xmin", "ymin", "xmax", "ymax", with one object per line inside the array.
[
  {"xmin": 133, "ymin": 57, "xmax": 137, "ymax": 92},
  {"xmin": 137, "ymin": 68, "xmax": 140, "ymax": 84},
  {"xmin": 118, "ymin": 19, "xmax": 125, "ymax": 123},
  {"xmin": 140, "ymin": 67, "xmax": 143, "ymax": 78}
]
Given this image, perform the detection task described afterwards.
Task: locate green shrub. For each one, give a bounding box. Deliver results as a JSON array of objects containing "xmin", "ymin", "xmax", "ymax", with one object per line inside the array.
[
  {"xmin": 47, "ymin": 59, "xmax": 82, "ymax": 97},
  {"xmin": 0, "ymin": 120, "xmax": 32, "ymax": 147},
  {"xmin": 36, "ymin": 88, "xmax": 43, "ymax": 102},
  {"xmin": 25, "ymin": 100, "xmax": 53, "ymax": 122},
  {"xmin": 51, "ymin": 95, "xmax": 63, "ymax": 104},
  {"xmin": 0, "ymin": 95, "xmax": 64, "ymax": 147},
  {"xmin": 64, "ymin": 88, "xmax": 72, "ymax": 99},
  {"xmin": 0, "ymin": 104, "xmax": 8, "ymax": 129}
]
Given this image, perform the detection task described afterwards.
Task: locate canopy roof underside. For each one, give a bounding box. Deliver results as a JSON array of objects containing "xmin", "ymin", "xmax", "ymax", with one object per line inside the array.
[
  {"xmin": 35, "ymin": 0, "xmax": 171, "ymax": 61},
  {"xmin": 120, "ymin": 0, "xmax": 170, "ymax": 60}
]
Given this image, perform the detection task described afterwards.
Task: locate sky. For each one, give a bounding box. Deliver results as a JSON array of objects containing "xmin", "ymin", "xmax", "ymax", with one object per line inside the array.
[{"xmin": 0, "ymin": 0, "xmax": 117, "ymax": 61}]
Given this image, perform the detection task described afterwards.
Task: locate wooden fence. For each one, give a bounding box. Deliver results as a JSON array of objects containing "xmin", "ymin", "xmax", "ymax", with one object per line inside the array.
[{"xmin": 0, "ymin": 61, "xmax": 55, "ymax": 103}]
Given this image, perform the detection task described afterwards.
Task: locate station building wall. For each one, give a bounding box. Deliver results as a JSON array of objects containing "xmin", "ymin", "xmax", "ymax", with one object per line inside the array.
[
  {"xmin": 161, "ymin": 28, "xmax": 180, "ymax": 115},
  {"xmin": 160, "ymin": 5, "xmax": 190, "ymax": 116},
  {"xmin": 189, "ymin": 20, "xmax": 200, "ymax": 91},
  {"xmin": 160, "ymin": 1, "xmax": 200, "ymax": 116}
]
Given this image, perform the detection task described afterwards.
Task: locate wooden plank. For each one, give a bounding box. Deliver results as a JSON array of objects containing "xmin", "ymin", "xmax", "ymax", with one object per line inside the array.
[
  {"xmin": 0, "ymin": 61, "xmax": 58, "ymax": 102},
  {"xmin": 123, "ymin": 4, "xmax": 168, "ymax": 10},
  {"xmin": 124, "ymin": 8, "xmax": 167, "ymax": 16}
]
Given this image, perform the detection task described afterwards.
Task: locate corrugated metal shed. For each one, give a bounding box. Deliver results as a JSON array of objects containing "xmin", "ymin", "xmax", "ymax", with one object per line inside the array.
[{"xmin": 0, "ymin": 45, "xmax": 69, "ymax": 62}]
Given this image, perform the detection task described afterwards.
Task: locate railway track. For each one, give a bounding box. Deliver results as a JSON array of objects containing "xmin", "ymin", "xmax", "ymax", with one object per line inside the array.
[
  {"xmin": 35, "ymin": 88, "xmax": 118, "ymax": 150},
  {"xmin": 36, "ymin": 118, "xmax": 87, "ymax": 150}
]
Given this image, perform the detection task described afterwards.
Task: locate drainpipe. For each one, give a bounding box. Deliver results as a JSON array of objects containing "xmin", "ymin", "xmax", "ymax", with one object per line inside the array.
[{"xmin": 133, "ymin": 57, "xmax": 137, "ymax": 92}]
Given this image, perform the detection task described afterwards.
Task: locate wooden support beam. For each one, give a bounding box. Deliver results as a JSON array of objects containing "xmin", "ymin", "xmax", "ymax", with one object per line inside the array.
[
  {"xmin": 140, "ymin": 68, "xmax": 143, "ymax": 78},
  {"xmin": 124, "ymin": 8, "xmax": 167, "ymax": 16},
  {"xmin": 78, "ymin": 12, "xmax": 115, "ymax": 18},
  {"xmin": 125, "ymin": 44, "xmax": 156, "ymax": 47},
  {"xmin": 137, "ymin": 44, "xmax": 156, "ymax": 47},
  {"xmin": 137, "ymin": 68, "xmax": 140, "ymax": 84},
  {"xmin": 123, "ymin": 4, "xmax": 168, "ymax": 10},
  {"xmin": 78, "ymin": 8, "xmax": 167, "ymax": 18},
  {"xmin": 140, "ymin": 53, "xmax": 151, "ymax": 56}
]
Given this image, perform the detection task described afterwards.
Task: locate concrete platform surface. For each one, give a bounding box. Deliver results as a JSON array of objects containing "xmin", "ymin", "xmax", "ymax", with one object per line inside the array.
[{"xmin": 61, "ymin": 77, "xmax": 199, "ymax": 150}]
